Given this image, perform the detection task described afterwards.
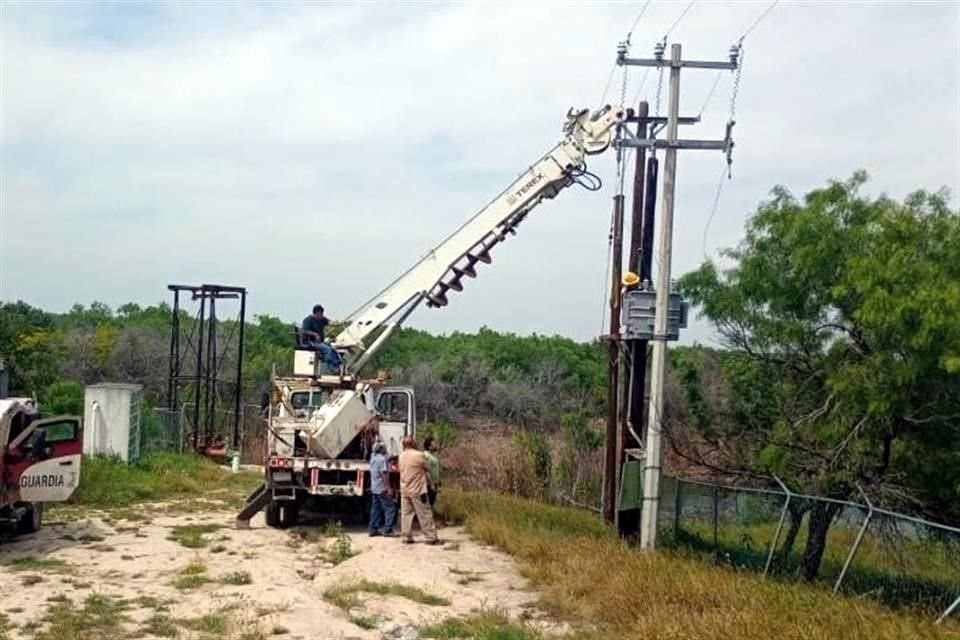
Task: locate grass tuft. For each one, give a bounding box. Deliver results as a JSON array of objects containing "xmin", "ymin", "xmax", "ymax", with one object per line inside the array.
[
  {"xmin": 324, "ymin": 580, "xmax": 449, "ymax": 611},
  {"xmin": 172, "ymin": 574, "xmax": 210, "ymax": 590},
  {"xmin": 31, "ymin": 593, "xmax": 131, "ymax": 640},
  {"xmin": 179, "ymin": 560, "xmax": 207, "ymax": 576},
  {"xmin": 167, "ymin": 523, "xmax": 223, "ymax": 548},
  {"xmin": 323, "ymin": 531, "xmax": 355, "ymax": 565},
  {"xmin": 220, "ymin": 571, "xmax": 253, "ymax": 586},
  {"xmin": 178, "ymin": 613, "xmax": 227, "ymax": 635},
  {"xmin": 421, "ymin": 611, "xmax": 541, "ymax": 640},
  {"xmin": 2, "ymin": 556, "xmax": 71, "ymax": 574},
  {"xmin": 141, "ymin": 613, "xmax": 177, "ymax": 637},
  {"xmin": 351, "ymin": 614, "xmax": 379, "ymax": 630},
  {"xmin": 0, "ymin": 613, "xmax": 13, "ymax": 640}
]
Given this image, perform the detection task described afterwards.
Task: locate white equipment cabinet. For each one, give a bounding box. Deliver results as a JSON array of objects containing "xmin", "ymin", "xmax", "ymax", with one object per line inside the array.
[{"xmin": 83, "ymin": 383, "xmax": 143, "ymax": 463}]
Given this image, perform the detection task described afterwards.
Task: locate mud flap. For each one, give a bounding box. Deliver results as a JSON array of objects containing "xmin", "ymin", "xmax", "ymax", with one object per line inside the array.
[{"xmin": 235, "ymin": 483, "xmax": 270, "ymax": 529}]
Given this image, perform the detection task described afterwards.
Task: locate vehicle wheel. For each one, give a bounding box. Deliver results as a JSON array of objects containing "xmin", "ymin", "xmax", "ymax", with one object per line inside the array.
[
  {"xmin": 17, "ymin": 503, "xmax": 42, "ymax": 535},
  {"xmin": 265, "ymin": 500, "xmax": 282, "ymax": 528},
  {"xmin": 266, "ymin": 500, "xmax": 299, "ymax": 529},
  {"xmin": 279, "ymin": 501, "xmax": 300, "ymax": 528}
]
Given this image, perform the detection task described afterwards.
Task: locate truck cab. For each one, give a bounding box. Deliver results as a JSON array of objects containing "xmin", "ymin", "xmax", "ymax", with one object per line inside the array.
[
  {"xmin": 235, "ymin": 375, "xmax": 416, "ymax": 529},
  {"xmin": 0, "ymin": 399, "xmax": 83, "ymax": 534}
]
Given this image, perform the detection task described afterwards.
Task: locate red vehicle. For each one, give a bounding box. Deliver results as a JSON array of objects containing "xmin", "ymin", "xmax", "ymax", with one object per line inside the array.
[{"xmin": 0, "ymin": 398, "xmax": 83, "ymax": 534}]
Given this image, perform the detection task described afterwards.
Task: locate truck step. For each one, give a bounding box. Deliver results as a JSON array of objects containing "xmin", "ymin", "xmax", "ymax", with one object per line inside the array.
[{"xmin": 234, "ymin": 483, "xmax": 270, "ymax": 529}]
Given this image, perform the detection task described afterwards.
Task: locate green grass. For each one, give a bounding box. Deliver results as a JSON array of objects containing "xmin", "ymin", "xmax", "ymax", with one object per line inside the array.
[
  {"xmin": 421, "ymin": 611, "xmax": 542, "ymax": 640},
  {"xmin": 178, "ymin": 613, "xmax": 228, "ymax": 635},
  {"xmin": 323, "ymin": 580, "xmax": 450, "ymax": 611},
  {"xmin": 64, "ymin": 452, "xmax": 262, "ymax": 511},
  {"xmin": 141, "ymin": 613, "xmax": 177, "ymax": 637},
  {"xmin": 350, "ymin": 614, "xmax": 380, "ymax": 630},
  {"xmin": 324, "ymin": 531, "xmax": 355, "ymax": 565},
  {"xmin": 172, "ymin": 574, "xmax": 210, "ymax": 590},
  {"xmin": 1, "ymin": 556, "xmax": 71, "ymax": 574},
  {"xmin": 167, "ymin": 523, "xmax": 223, "ymax": 548},
  {"xmin": 220, "ymin": 570, "xmax": 253, "ymax": 586},
  {"xmin": 671, "ymin": 515, "xmax": 960, "ymax": 612},
  {"xmin": 32, "ymin": 594, "xmax": 131, "ymax": 640},
  {"xmin": 0, "ymin": 613, "xmax": 14, "ymax": 640},
  {"xmin": 179, "ymin": 560, "xmax": 208, "ymax": 575},
  {"xmin": 439, "ymin": 490, "xmax": 958, "ymax": 640},
  {"xmin": 450, "ymin": 567, "xmax": 485, "ymax": 584}
]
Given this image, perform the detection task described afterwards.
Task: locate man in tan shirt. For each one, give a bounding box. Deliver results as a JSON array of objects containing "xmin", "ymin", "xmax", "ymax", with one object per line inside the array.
[{"xmin": 397, "ymin": 436, "xmax": 439, "ymax": 544}]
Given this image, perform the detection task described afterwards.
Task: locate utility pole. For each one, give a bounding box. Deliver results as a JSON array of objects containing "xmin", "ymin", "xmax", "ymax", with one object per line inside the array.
[
  {"xmin": 616, "ymin": 42, "xmax": 738, "ymax": 549},
  {"xmin": 624, "ymin": 102, "xmax": 648, "ymax": 456},
  {"xmin": 602, "ymin": 193, "xmax": 625, "ymax": 524}
]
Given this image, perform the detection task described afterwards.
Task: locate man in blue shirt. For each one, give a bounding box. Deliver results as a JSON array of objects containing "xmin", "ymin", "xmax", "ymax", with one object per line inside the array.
[
  {"xmin": 302, "ymin": 304, "xmax": 342, "ymax": 372},
  {"xmin": 368, "ymin": 442, "xmax": 397, "ymax": 537}
]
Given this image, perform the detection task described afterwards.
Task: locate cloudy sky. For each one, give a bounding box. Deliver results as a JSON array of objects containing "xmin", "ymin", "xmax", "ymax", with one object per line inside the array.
[{"xmin": 1, "ymin": 1, "xmax": 958, "ymax": 344}]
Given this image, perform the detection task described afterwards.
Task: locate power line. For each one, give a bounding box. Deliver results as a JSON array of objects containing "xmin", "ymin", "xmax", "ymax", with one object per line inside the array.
[
  {"xmin": 628, "ymin": 0, "xmax": 654, "ymax": 39},
  {"xmin": 598, "ymin": 63, "xmax": 619, "ymax": 107},
  {"xmin": 739, "ymin": 0, "xmax": 780, "ymax": 42},
  {"xmin": 599, "ymin": 0, "xmax": 654, "ymax": 108},
  {"xmin": 697, "ymin": 71, "xmax": 724, "ymax": 118},
  {"xmin": 701, "ymin": 164, "xmax": 729, "ymax": 261},
  {"xmin": 664, "ymin": 0, "xmax": 696, "ymax": 40}
]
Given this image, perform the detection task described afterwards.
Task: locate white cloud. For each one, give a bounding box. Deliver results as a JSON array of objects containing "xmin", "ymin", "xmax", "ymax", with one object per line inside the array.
[{"xmin": 1, "ymin": 1, "xmax": 958, "ymax": 346}]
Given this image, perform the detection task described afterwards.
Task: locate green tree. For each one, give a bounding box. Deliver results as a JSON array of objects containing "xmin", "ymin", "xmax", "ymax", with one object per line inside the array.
[
  {"xmin": 42, "ymin": 380, "xmax": 85, "ymax": 415},
  {"xmin": 679, "ymin": 172, "xmax": 960, "ymax": 580}
]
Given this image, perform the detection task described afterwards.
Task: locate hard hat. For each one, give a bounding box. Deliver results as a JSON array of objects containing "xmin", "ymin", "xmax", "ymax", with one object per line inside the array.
[{"xmin": 622, "ymin": 271, "xmax": 640, "ymax": 287}]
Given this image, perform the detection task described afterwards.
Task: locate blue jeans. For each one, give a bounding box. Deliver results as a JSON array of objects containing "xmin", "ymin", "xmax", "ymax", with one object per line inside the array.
[
  {"xmin": 369, "ymin": 492, "xmax": 397, "ymax": 534},
  {"xmin": 308, "ymin": 340, "xmax": 342, "ymax": 371}
]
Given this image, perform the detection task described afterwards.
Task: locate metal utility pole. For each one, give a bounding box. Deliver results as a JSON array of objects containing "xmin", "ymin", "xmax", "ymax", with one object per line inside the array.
[
  {"xmin": 602, "ymin": 193, "xmax": 625, "ymax": 524},
  {"xmin": 616, "ymin": 42, "xmax": 739, "ymax": 549}
]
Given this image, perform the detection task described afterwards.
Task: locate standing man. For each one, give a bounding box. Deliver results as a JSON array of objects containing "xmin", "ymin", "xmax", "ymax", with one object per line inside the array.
[
  {"xmin": 301, "ymin": 304, "xmax": 342, "ymax": 371},
  {"xmin": 423, "ymin": 436, "xmax": 441, "ymax": 509},
  {"xmin": 368, "ymin": 442, "xmax": 397, "ymax": 537},
  {"xmin": 398, "ymin": 436, "xmax": 440, "ymax": 545}
]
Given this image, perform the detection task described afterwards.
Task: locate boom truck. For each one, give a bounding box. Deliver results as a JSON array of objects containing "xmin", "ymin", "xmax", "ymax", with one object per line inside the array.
[{"xmin": 236, "ymin": 105, "xmax": 625, "ymax": 529}]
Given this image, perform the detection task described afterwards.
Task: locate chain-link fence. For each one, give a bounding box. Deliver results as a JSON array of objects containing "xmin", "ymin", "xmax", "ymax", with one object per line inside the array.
[
  {"xmin": 658, "ymin": 475, "xmax": 960, "ymax": 622},
  {"xmin": 144, "ymin": 404, "xmax": 266, "ymax": 463}
]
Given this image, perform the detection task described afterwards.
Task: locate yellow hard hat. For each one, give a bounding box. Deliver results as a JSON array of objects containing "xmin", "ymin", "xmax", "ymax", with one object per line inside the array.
[{"xmin": 622, "ymin": 271, "xmax": 640, "ymax": 287}]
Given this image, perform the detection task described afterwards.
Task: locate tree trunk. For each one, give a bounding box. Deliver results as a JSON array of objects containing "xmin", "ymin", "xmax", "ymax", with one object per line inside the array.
[
  {"xmin": 776, "ymin": 501, "xmax": 811, "ymax": 565},
  {"xmin": 798, "ymin": 501, "xmax": 842, "ymax": 582}
]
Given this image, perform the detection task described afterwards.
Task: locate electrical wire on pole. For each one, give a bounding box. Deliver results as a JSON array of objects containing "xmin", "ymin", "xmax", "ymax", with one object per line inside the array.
[{"xmin": 699, "ymin": 0, "xmax": 780, "ymax": 261}]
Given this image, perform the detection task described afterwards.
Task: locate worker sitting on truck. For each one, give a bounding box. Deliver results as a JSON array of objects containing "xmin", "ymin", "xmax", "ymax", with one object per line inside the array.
[
  {"xmin": 302, "ymin": 304, "xmax": 342, "ymax": 371},
  {"xmin": 398, "ymin": 436, "xmax": 440, "ymax": 545},
  {"xmin": 368, "ymin": 442, "xmax": 397, "ymax": 537}
]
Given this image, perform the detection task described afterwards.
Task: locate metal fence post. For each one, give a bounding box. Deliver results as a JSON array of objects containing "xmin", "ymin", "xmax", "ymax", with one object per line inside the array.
[
  {"xmin": 834, "ymin": 484, "xmax": 873, "ymax": 593},
  {"xmin": 764, "ymin": 475, "xmax": 792, "ymax": 577},
  {"xmin": 178, "ymin": 403, "xmax": 187, "ymax": 453},
  {"xmin": 938, "ymin": 594, "xmax": 960, "ymax": 625}
]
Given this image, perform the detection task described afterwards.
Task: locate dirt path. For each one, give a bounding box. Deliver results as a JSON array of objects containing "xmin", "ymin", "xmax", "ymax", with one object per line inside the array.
[{"xmin": 0, "ymin": 509, "xmax": 562, "ymax": 639}]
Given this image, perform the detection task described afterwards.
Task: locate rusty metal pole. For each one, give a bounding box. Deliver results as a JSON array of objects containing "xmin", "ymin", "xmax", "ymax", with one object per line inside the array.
[
  {"xmin": 602, "ymin": 194, "xmax": 625, "ymax": 524},
  {"xmin": 624, "ymin": 102, "xmax": 649, "ymax": 457},
  {"xmin": 618, "ymin": 102, "xmax": 650, "ymax": 536}
]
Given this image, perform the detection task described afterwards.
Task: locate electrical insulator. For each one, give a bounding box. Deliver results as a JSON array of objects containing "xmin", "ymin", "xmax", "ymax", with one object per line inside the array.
[
  {"xmin": 728, "ymin": 44, "xmax": 740, "ymax": 67},
  {"xmin": 654, "ymin": 41, "xmax": 665, "ymax": 62}
]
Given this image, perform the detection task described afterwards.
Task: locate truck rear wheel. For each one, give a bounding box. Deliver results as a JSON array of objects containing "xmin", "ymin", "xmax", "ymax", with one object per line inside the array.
[
  {"xmin": 17, "ymin": 503, "xmax": 42, "ymax": 535},
  {"xmin": 265, "ymin": 500, "xmax": 299, "ymax": 529}
]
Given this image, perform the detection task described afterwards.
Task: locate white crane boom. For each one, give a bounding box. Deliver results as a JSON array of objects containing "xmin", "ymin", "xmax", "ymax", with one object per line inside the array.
[{"xmin": 334, "ymin": 105, "xmax": 625, "ymax": 372}]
